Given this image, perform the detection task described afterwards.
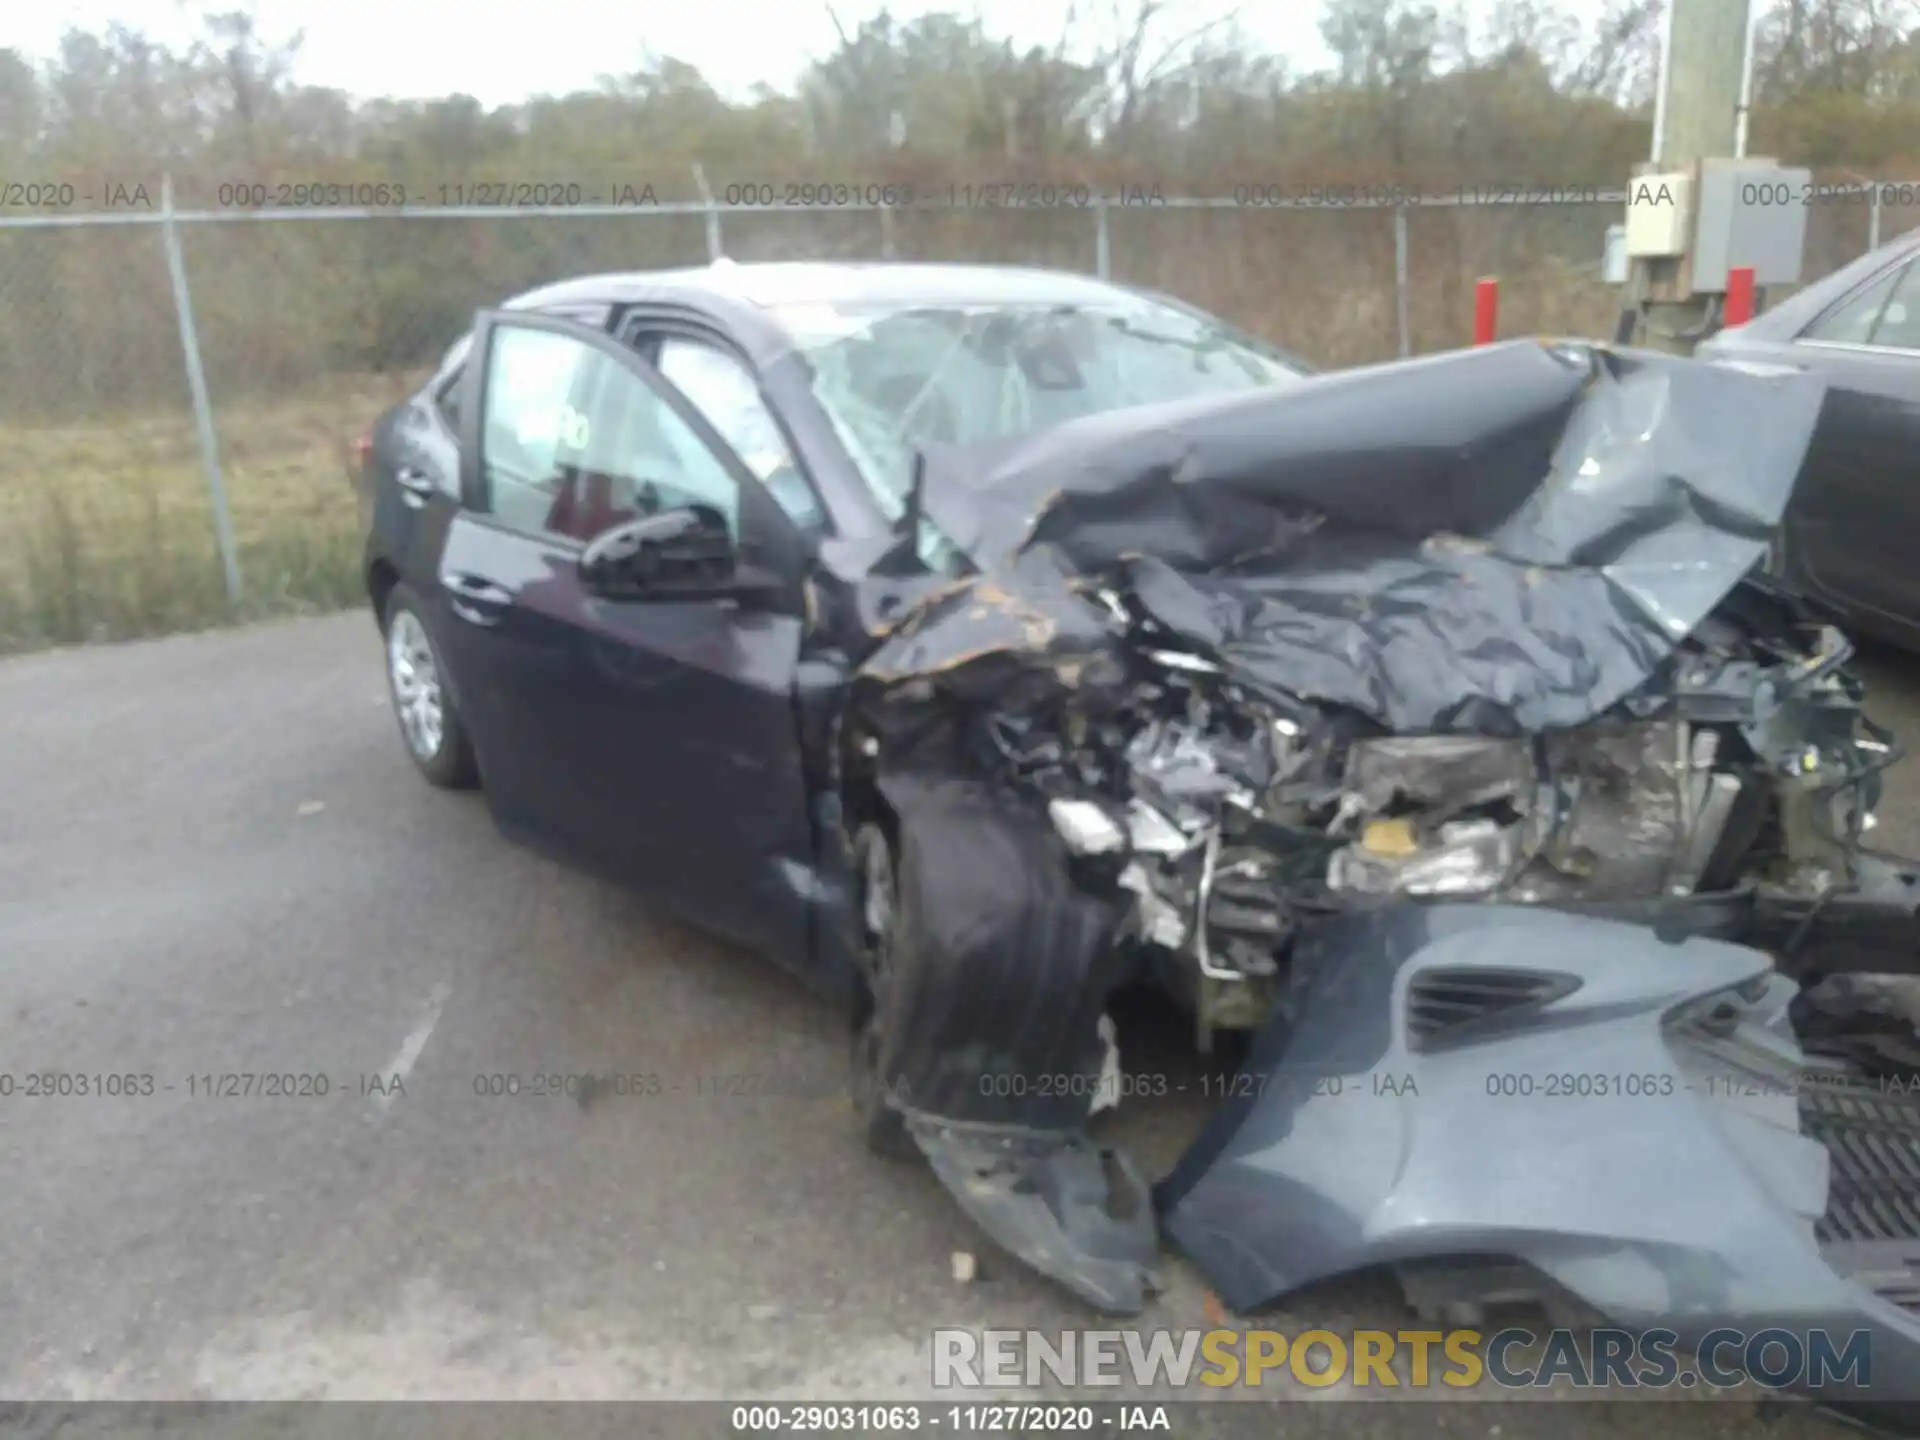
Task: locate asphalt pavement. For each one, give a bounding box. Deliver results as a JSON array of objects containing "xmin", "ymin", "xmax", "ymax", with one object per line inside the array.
[{"xmin": 6, "ymin": 611, "xmax": 1920, "ymax": 1437}]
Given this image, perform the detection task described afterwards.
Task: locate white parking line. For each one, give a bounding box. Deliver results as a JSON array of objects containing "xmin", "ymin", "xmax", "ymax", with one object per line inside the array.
[{"xmin": 374, "ymin": 980, "xmax": 450, "ymax": 1111}]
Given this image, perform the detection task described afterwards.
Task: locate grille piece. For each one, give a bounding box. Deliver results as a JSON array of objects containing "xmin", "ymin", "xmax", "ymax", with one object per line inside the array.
[
  {"xmin": 1804, "ymin": 1084, "xmax": 1920, "ymax": 1250},
  {"xmin": 1405, "ymin": 967, "xmax": 1581, "ymax": 1052}
]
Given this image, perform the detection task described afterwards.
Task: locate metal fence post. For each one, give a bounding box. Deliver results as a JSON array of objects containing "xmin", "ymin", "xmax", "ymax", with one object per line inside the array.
[
  {"xmin": 1393, "ymin": 204, "xmax": 1411, "ymax": 358},
  {"xmin": 1869, "ymin": 185, "xmax": 1883, "ymax": 253},
  {"xmin": 691, "ymin": 164, "xmax": 723, "ymax": 260},
  {"xmin": 160, "ymin": 174, "xmax": 240, "ymax": 603},
  {"xmin": 1093, "ymin": 199, "xmax": 1111, "ymax": 280}
]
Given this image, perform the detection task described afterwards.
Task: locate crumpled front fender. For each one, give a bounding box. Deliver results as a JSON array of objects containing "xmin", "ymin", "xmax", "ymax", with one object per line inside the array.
[{"xmin": 1157, "ymin": 904, "xmax": 1920, "ymax": 1411}]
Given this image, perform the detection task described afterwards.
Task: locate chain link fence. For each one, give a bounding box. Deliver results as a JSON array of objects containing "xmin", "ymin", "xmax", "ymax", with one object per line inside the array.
[{"xmin": 1, "ymin": 186, "xmax": 1916, "ymax": 651}]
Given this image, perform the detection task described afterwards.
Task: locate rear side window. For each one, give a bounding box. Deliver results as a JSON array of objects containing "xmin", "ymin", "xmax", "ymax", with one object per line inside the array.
[
  {"xmin": 433, "ymin": 370, "xmax": 462, "ymax": 429},
  {"xmin": 1870, "ymin": 262, "xmax": 1920, "ymax": 349},
  {"xmin": 429, "ymin": 333, "xmax": 472, "ymax": 429},
  {"xmin": 1803, "ymin": 267, "xmax": 1903, "ymax": 344}
]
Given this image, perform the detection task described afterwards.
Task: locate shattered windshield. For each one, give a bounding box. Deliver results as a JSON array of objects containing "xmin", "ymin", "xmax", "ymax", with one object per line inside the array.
[{"xmin": 773, "ymin": 295, "xmax": 1306, "ymax": 518}]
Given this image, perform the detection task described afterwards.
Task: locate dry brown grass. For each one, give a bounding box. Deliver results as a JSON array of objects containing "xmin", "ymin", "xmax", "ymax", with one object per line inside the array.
[{"xmin": 0, "ymin": 374, "xmax": 418, "ymax": 652}]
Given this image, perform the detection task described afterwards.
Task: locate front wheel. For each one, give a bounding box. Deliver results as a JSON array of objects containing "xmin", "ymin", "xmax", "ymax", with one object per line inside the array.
[{"xmin": 383, "ymin": 585, "xmax": 478, "ymax": 790}]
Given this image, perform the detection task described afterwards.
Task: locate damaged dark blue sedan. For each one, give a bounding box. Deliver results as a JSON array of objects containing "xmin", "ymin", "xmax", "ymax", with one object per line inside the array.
[{"xmin": 357, "ymin": 261, "xmax": 1920, "ymax": 1419}]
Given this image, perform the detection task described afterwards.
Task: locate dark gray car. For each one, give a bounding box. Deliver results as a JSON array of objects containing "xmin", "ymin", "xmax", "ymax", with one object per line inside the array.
[
  {"xmin": 357, "ymin": 263, "xmax": 1920, "ymax": 1416},
  {"xmin": 1700, "ymin": 229, "xmax": 1920, "ymax": 645}
]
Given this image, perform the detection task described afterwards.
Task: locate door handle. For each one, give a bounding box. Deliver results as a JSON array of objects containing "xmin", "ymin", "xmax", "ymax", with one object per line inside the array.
[
  {"xmin": 442, "ymin": 572, "xmax": 515, "ymax": 627},
  {"xmin": 395, "ymin": 464, "xmax": 437, "ymax": 509}
]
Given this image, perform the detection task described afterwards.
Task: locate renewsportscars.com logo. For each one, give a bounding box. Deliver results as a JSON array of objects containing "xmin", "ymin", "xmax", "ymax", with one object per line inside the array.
[{"xmin": 931, "ymin": 1327, "xmax": 1875, "ymax": 1392}]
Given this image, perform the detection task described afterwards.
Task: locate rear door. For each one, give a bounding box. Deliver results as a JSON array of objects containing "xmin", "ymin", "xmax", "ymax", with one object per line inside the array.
[
  {"xmin": 1781, "ymin": 257, "xmax": 1920, "ymax": 622},
  {"xmin": 428, "ymin": 309, "xmax": 821, "ymax": 971},
  {"xmin": 364, "ymin": 353, "xmax": 464, "ymax": 605}
]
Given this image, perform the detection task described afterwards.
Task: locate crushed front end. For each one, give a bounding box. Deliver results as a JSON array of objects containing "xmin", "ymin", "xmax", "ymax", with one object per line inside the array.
[{"xmin": 838, "ymin": 339, "xmax": 1920, "ymax": 1405}]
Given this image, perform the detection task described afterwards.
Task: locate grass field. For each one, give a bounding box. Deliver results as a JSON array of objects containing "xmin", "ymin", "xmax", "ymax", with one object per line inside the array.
[{"xmin": 0, "ymin": 376, "xmax": 418, "ymax": 654}]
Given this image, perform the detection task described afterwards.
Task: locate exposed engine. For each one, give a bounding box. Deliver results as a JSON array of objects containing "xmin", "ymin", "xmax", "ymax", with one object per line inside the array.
[
  {"xmin": 971, "ymin": 583, "xmax": 1892, "ymax": 1051},
  {"xmin": 826, "ymin": 339, "xmax": 1920, "ymax": 1336}
]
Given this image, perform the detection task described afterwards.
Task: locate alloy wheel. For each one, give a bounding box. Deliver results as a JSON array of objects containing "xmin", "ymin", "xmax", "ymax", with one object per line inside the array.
[{"xmin": 387, "ymin": 609, "xmax": 445, "ymax": 761}]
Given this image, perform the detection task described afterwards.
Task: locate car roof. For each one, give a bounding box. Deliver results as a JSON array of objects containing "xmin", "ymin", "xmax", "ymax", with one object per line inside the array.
[
  {"xmin": 504, "ymin": 261, "xmax": 1158, "ymax": 313},
  {"xmin": 496, "ymin": 259, "xmax": 1317, "ymax": 375}
]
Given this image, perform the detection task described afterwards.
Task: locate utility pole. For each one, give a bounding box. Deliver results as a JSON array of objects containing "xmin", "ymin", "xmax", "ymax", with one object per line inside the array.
[{"xmin": 1630, "ymin": 0, "xmax": 1754, "ymax": 355}]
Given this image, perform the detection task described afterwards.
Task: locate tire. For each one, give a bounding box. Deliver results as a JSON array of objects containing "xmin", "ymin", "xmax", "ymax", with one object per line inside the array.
[
  {"xmin": 383, "ymin": 584, "xmax": 479, "ymax": 790},
  {"xmin": 850, "ymin": 822, "xmax": 916, "ymax": 1160}
]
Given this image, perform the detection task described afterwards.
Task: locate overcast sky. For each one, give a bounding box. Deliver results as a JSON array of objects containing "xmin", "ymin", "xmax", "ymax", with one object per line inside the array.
[{"xmin": 5, "ymin": 0, "xmax": 1343, "ymax": 106}]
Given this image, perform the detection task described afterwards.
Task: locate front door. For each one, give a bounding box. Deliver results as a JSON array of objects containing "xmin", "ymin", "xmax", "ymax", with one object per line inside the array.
[
  {"xmin": 429, "ymin": 310, "xmax": 820, "ymax": 972},
  {"xmin": 1779, "ymin": 256, "xmax": 1920, "ymax": 624}
]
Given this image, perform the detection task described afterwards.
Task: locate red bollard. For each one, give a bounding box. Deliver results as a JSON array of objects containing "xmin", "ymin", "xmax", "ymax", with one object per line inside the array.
[
  {"xmin": 1724, "ymin": 266, "xmax": 1756, "ymax": 327},
  {"xmin": 1473, "ymin": 277, "xmax": 1499, "ymax": 345}
]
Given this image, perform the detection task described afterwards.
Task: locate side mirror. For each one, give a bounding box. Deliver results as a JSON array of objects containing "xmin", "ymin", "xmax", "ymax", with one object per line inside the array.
[
  {"xmin": 579, "ymin": 505, "xmax": 737, "ymax": 598},
  {"xmin": 579, "ymin": 504, "xmax": 789, "ymax": 607}
]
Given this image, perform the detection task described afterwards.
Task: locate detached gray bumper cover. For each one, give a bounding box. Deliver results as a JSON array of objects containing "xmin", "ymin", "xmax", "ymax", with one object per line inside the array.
[{"xmin": 1156, "ymin": 905, "xmax": 1920, "ymax": 1406}]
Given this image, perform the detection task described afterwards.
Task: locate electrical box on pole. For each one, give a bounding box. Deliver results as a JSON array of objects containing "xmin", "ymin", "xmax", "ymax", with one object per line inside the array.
[
  {"xmin": 1691, "ymin": 159, "xmax": 1810, "ymax": 291},
  {"xmin": 1617, "ymin": 159, "xmax": 1809, "ymax": 308}
]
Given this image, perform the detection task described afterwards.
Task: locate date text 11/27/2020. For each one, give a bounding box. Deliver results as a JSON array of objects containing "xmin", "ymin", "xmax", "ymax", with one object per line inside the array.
[{"xmin": 730, "ymin": 1404, "xmax": 1172, "ymax": 1432}]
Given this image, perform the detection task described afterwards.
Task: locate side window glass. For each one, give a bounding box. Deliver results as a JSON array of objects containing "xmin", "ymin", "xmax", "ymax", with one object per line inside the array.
[
  {"xmin": 655, "ymin": 338, "xmax": 825, "ymax": 531},
  {"xmin": 480, "ymin": 328, "xmax": 582, "ymax": 531},
  {"xmin": 1868, "ymin": 261, "xmax": 1920, "ymax": 349},
  {"xmin": 479, "ymin": 325, "xmax": 741, "ymax": 544},
  {"xmin": 1803, "ymin": 267, "xmax": 1901, "ymax": 344},
  {"xmin": 433, "ymin": 334, "xmax": 472, "ymax": 425},
  {"xmin": 434, "ymin": 369, "xmax": 462, "ymax": 429}
]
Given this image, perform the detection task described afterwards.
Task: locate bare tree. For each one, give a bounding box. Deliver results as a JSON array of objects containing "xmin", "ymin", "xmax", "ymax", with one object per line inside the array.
[{"xmin": 1094, "ymin": 0, "xmax": 1242, "ymax": 151}]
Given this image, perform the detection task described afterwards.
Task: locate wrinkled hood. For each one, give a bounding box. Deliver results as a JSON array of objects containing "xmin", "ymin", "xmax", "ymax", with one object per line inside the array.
[{"xmin": 871, "ymin": 339, "xmax": 1827, "ymax": 734}]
